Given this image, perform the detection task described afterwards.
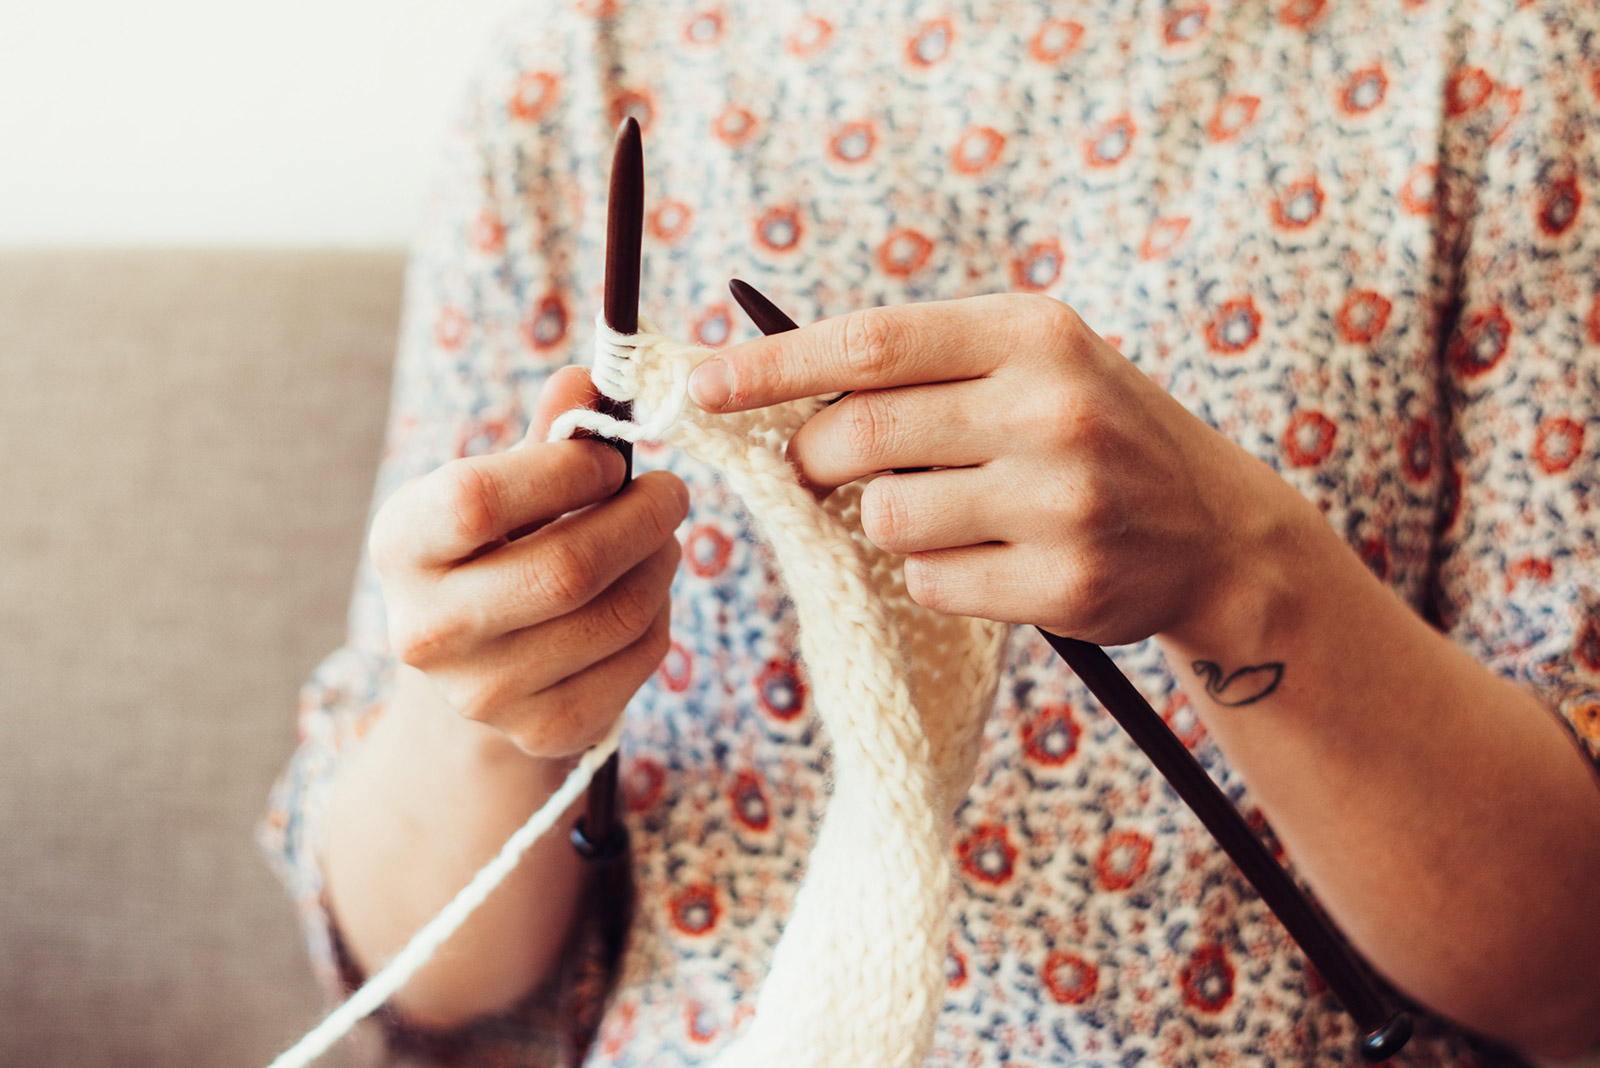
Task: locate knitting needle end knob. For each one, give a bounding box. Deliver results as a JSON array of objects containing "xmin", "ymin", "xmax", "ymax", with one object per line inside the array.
[{"xmin": 1359, "ymin": 1011, "xmax": 1413, "ymax": 1062}]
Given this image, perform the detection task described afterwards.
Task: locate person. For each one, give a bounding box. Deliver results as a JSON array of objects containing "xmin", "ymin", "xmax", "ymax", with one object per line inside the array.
[{"xmin": 260, "ymin": 0, "xmax": 1600, "ymax": 1063}]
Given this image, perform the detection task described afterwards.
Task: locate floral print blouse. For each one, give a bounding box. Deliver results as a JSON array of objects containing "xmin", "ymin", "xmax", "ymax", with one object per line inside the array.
[{"xmin": 261, "ymin": 0, "xmax": 1600, "ymax": 1063}]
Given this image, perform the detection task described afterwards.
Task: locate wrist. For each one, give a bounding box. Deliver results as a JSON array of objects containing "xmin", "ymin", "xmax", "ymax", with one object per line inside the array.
[
  {"xmin": 389, "ymin": 664, "xmax": 578, "ymax": 793},
  {"xmin": 1163, "ymin": 462, "xmax": 1323, "ymax": 660}
]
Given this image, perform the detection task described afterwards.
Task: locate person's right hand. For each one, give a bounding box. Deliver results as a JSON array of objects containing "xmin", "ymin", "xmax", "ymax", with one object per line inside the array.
[{"xmin": 368, "ymin": 366, "xmax": 688, "ymax": 758}]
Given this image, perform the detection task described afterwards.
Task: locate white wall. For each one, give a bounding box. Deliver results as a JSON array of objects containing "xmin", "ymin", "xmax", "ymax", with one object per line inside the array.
[{"xmin": 0, "ymin": 1, "xmax": 519, "ymax": 247}]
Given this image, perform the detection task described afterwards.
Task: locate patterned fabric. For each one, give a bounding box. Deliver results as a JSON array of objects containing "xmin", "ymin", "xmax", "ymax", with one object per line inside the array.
[{"xmin": 259, "ymin": 0, "xmax": 1600, "ymax": 1064}]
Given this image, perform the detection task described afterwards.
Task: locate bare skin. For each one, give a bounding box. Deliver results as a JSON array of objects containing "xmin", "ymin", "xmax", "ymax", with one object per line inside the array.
[
  {"xmin": 322, "ymin": 366, "xmax": 687, "ymax": 1028},
  {"xmin": 322, "ymin": 293, "xmax": 1600, "ymax": 1055},
  {"xmin": 687, "ymin": 294, "xmax": 1600, "ymax": 1057}
]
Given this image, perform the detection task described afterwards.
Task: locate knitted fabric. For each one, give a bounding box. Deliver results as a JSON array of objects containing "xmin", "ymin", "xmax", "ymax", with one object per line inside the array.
[
  {"xmin": 270, "ymin": 321, "xmax": 1008, "ymax": 1068},
  {"xmin": 557, "ymin": 319, "xmax": 1010, "ymax": 1066}
]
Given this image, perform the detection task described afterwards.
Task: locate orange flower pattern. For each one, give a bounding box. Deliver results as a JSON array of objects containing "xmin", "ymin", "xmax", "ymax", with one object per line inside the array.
[{"xmin": 261, "ymin": 1, "xmax": 1600, "ymax": 1063}]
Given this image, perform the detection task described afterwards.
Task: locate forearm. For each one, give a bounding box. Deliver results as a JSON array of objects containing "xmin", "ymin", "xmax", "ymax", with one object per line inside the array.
[
  {"xmin": 321, "ymin": 664, "xmax": 587, "ymax": 1030},
  {"xmin": 1158, "ymin": 464, "xmax": 1600, "ymax": 1056}
]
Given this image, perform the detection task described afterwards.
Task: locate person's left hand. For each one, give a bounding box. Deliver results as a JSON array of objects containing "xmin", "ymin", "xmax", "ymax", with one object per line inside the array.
[{"xmin": 688, "ymin": 293, "xmax": 1298, "ymax": 645}]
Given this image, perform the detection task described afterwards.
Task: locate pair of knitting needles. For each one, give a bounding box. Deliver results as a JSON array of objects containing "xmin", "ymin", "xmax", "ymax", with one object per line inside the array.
[{"xmin": 578, "ymin": 119, "xmax": 1412, "ymax": 1060}]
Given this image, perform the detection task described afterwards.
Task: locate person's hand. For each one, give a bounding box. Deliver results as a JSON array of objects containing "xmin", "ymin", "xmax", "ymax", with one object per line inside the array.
[
  {"xmin": 689, "ymin": 294, "xmax": 1299, "ymax": 646},
  {"xmin": 368, "ymin": 366, "xmax": 688, "ymax": 758}
]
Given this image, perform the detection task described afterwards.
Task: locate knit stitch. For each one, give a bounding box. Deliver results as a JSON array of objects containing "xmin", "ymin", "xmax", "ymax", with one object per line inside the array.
[
  {"xmin": 260, "ymin": 1, "xmax": 1600, "ymax": 1061},
  {"xmin": 269, "ymin": 325, "xmax": 1009, "ymax": 1067}
]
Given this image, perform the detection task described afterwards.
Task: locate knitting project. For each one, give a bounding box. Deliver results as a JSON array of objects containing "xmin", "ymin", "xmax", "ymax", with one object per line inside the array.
[{"xmin": 270, "ymin": 319, "xmax": 1010, "ymax": 1068}]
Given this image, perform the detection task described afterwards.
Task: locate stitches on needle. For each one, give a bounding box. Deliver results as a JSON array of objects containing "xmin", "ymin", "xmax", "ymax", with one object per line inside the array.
[
  {"xmin": 270, "ymin": 325, "xmax": 1009, "ymax": 1068},
  {"xmin": 546, "ymin": 316, "xmax": 693, "ymax": 445}
]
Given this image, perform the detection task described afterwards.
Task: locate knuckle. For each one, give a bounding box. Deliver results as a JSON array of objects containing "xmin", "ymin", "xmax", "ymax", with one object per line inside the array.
[
  {"xmin": 500, "ymin": 688, "xmax": 572, "ymax": 758},
  {"xmin": 902, "ymin": 554, "xmax": 946, "ymax": 611},
  {"xmin": 1070, "ymin": 475, "xmax": 1123, "ymax": 533},
  {"xmin": 861, "ymin": 478, "xmax": 909, "ymax": 551},
  {"xmin": 1033, "ymin": 295, "xmax": 1084, "ymax": 337},
  {"xmin": 842, "ymin": 306, "xmax": 898, "ymax": 378},
  {"xmin": 1058, "ymin": 556, "xmax": 1112, "ymax": 622},
  {"xmin": 536, "ymin": 446, "xmax": 583, "ymax": 505},
  {"xmin": 367, "ymin": 517, "xmax": 401, "ymax": 575},
  {"xmin": 447, "ymin": 676, "xmax": 501, "ymax": 725},
  {"xmin": 596, "ymin": 579, "xmax": 656, "ymax": 645},
  {"xmin": 551, "ymin": 441, "xmax": 610, "ymax": 503},
  {"xmin": 534, "ymin": 688, "xmax": 590, "ymax": 756},
  {"xmin": 642, "ymin": 613, "xmax": 672, "ymax": 665},
  {"xmin": 437, "ymin": 460, "xmax": 504, "ymax": 547},
  {"xmin": 639, "ymin": 475, "xmax": 690, "ymax": 535},
  {"xmin": 523, "ymin": 536, "xmax": 601, "ymax": 614},
  {"xmin": 367, "ymin": 486, "xmax": 416, "ymax": 573},
  {"xmin": 631, "ymin": 610, "xmax": 674, "ymax": 686},
  {"xmin": 844, "ymin": 391, "xmax": 898, "ymax": 464},
  {"xmin": 1037, "ymin": 391, "xmax": 1094, "ymax": 454},
  {"xmin": 503, "ymin": 697, "xmax": 558, "ymax": 757},
  {"xmin": 390, "ymin": 612, "xmax": 456, "ymax": 668}
]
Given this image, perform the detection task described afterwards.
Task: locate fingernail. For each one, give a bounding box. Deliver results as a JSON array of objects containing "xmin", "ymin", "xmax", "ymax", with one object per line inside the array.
[
  {"xmin": 593, "ymin": 442, "xmax": 626, "ymax": 488},
  {"xmin": 689, "ymin": 359, "xmax": 732, "ymax": 410}
]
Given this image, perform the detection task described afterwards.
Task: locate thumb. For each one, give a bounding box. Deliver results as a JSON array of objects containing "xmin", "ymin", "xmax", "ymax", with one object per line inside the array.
[{"xmin": 525, "ymin": 365, "xmax": 601, "ymax": 443}]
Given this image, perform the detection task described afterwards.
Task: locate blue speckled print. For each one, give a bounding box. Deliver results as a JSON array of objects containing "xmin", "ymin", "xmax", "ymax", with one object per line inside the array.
[{"xmin": 261, "ymin": 0, "xmax": 1600, "ymax": 1064}]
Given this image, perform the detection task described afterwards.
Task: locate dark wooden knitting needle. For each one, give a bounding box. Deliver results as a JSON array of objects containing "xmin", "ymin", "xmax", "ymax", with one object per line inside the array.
[
  {"xmin": 728, "ymin": 277, "xmax": 1413, "ymax": 1063},
  {"xmin": 570, "ymin": 117, "xmax": 644, "ymax": 863}
]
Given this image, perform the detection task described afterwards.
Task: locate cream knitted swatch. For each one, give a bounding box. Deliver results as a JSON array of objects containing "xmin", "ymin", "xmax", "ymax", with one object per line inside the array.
[
  {"xmin": 270, "ymin": 319, "xmax": 1008, "ymax": 1068},
  {"xmin": 559, "ymin": 318, "xmax": 1010, "ymax": 1066}
]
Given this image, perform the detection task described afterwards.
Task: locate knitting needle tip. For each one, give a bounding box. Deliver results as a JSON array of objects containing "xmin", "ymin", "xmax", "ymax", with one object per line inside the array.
[
  {"xmin": 729, "ymin": 278, "xmax": 800, "ymax": 335},
  {"xmin": 576, "ymin": 113, "xmax": 647, "ymax": 863}
]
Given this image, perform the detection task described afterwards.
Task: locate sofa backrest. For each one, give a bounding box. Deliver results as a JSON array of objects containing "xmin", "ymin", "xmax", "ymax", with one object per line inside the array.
[{"xmin": 0, "ymin": 250, "xmax": 405, "ymax": 1067}]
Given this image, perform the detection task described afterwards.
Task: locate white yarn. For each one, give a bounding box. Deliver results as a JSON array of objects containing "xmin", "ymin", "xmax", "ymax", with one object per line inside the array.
[
  {"xmin": 266, "ymin": 714, "xmax": 624, "ymax": 1068},
  {"xmin": 269, "ymin": 321, "xmax": 1008, "ymax": 1067},
  {"xmin": 546, "ymin": 316, "xmax": 694, "ymax": 445},
  {"xmin": 589, "ymin": 315, "xmax": 648, "ymax": 400},
  {"xmin": 613, "ymin": 332, "xmax": 1010, "ymax": 1068}
]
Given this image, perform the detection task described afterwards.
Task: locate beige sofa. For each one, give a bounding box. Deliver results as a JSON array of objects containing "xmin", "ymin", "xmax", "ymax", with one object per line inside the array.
[
  {"xmin": 10, "ymin": 252, "xmax": 1600, "ymax": 1068},
  {"xmin": 0, "ymin": 251, "xmax": 404, "ymax": 1066}
]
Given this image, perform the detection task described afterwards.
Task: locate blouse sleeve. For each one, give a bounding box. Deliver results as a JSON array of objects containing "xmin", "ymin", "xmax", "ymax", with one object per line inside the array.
[
  {"xmin": 257, "ymin": 12, "xmax": 599, "ymax": 1062},
  {"xmin": 1430, "ymin": 0, "xmax": 1600, "ymax": 767}
]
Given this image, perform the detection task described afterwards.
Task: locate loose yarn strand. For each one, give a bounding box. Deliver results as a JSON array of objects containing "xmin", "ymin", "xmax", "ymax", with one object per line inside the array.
[
  {"xmin": 266, "ymin": 715, "xmax": 624, "ymax": 1068},
  {"xmin": 270, "ymin": 322, "xmax": 1006, "ymax": 1067},
  {"xmin": 269, "ymin": 318, "xmax": 675, "ymax": 1067}
]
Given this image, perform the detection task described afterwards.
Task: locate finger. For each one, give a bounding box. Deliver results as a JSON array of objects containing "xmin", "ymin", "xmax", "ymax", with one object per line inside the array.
[
  {"xmin": 459, "ymin": 535, "xmax": 680, "ymax": 699},
  {"xmin": 690, "ymin": 296, "xmax": 1027, "ymax": 412},
  {"xmin": 901, "ymin": 542, "xmax": 1056, "ymax": 624},
  {"xmin": 786, "ymin": 381, "xmax": 1004, "ymax": 491},
  {"xmin": 525, "ymin": 366, "xmax": 601, "ymax": 443},
  {"xmin": 501, "ymin": 367, "xmax": 608, "ymax": 543},
  {"xmin": 377, "ymin": 438, "xmax": 630, "ymax": 570},
  {"xmin": 859, "ymin": 467, "xmax": 1013, "ymax": 555},
  {"xmin": 443, "ymin": 470, "xmax": 688, "ymax": 632},
  {"xmin": 493, "ymin": 604, "xmax": 673, "ymax": 759}
]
